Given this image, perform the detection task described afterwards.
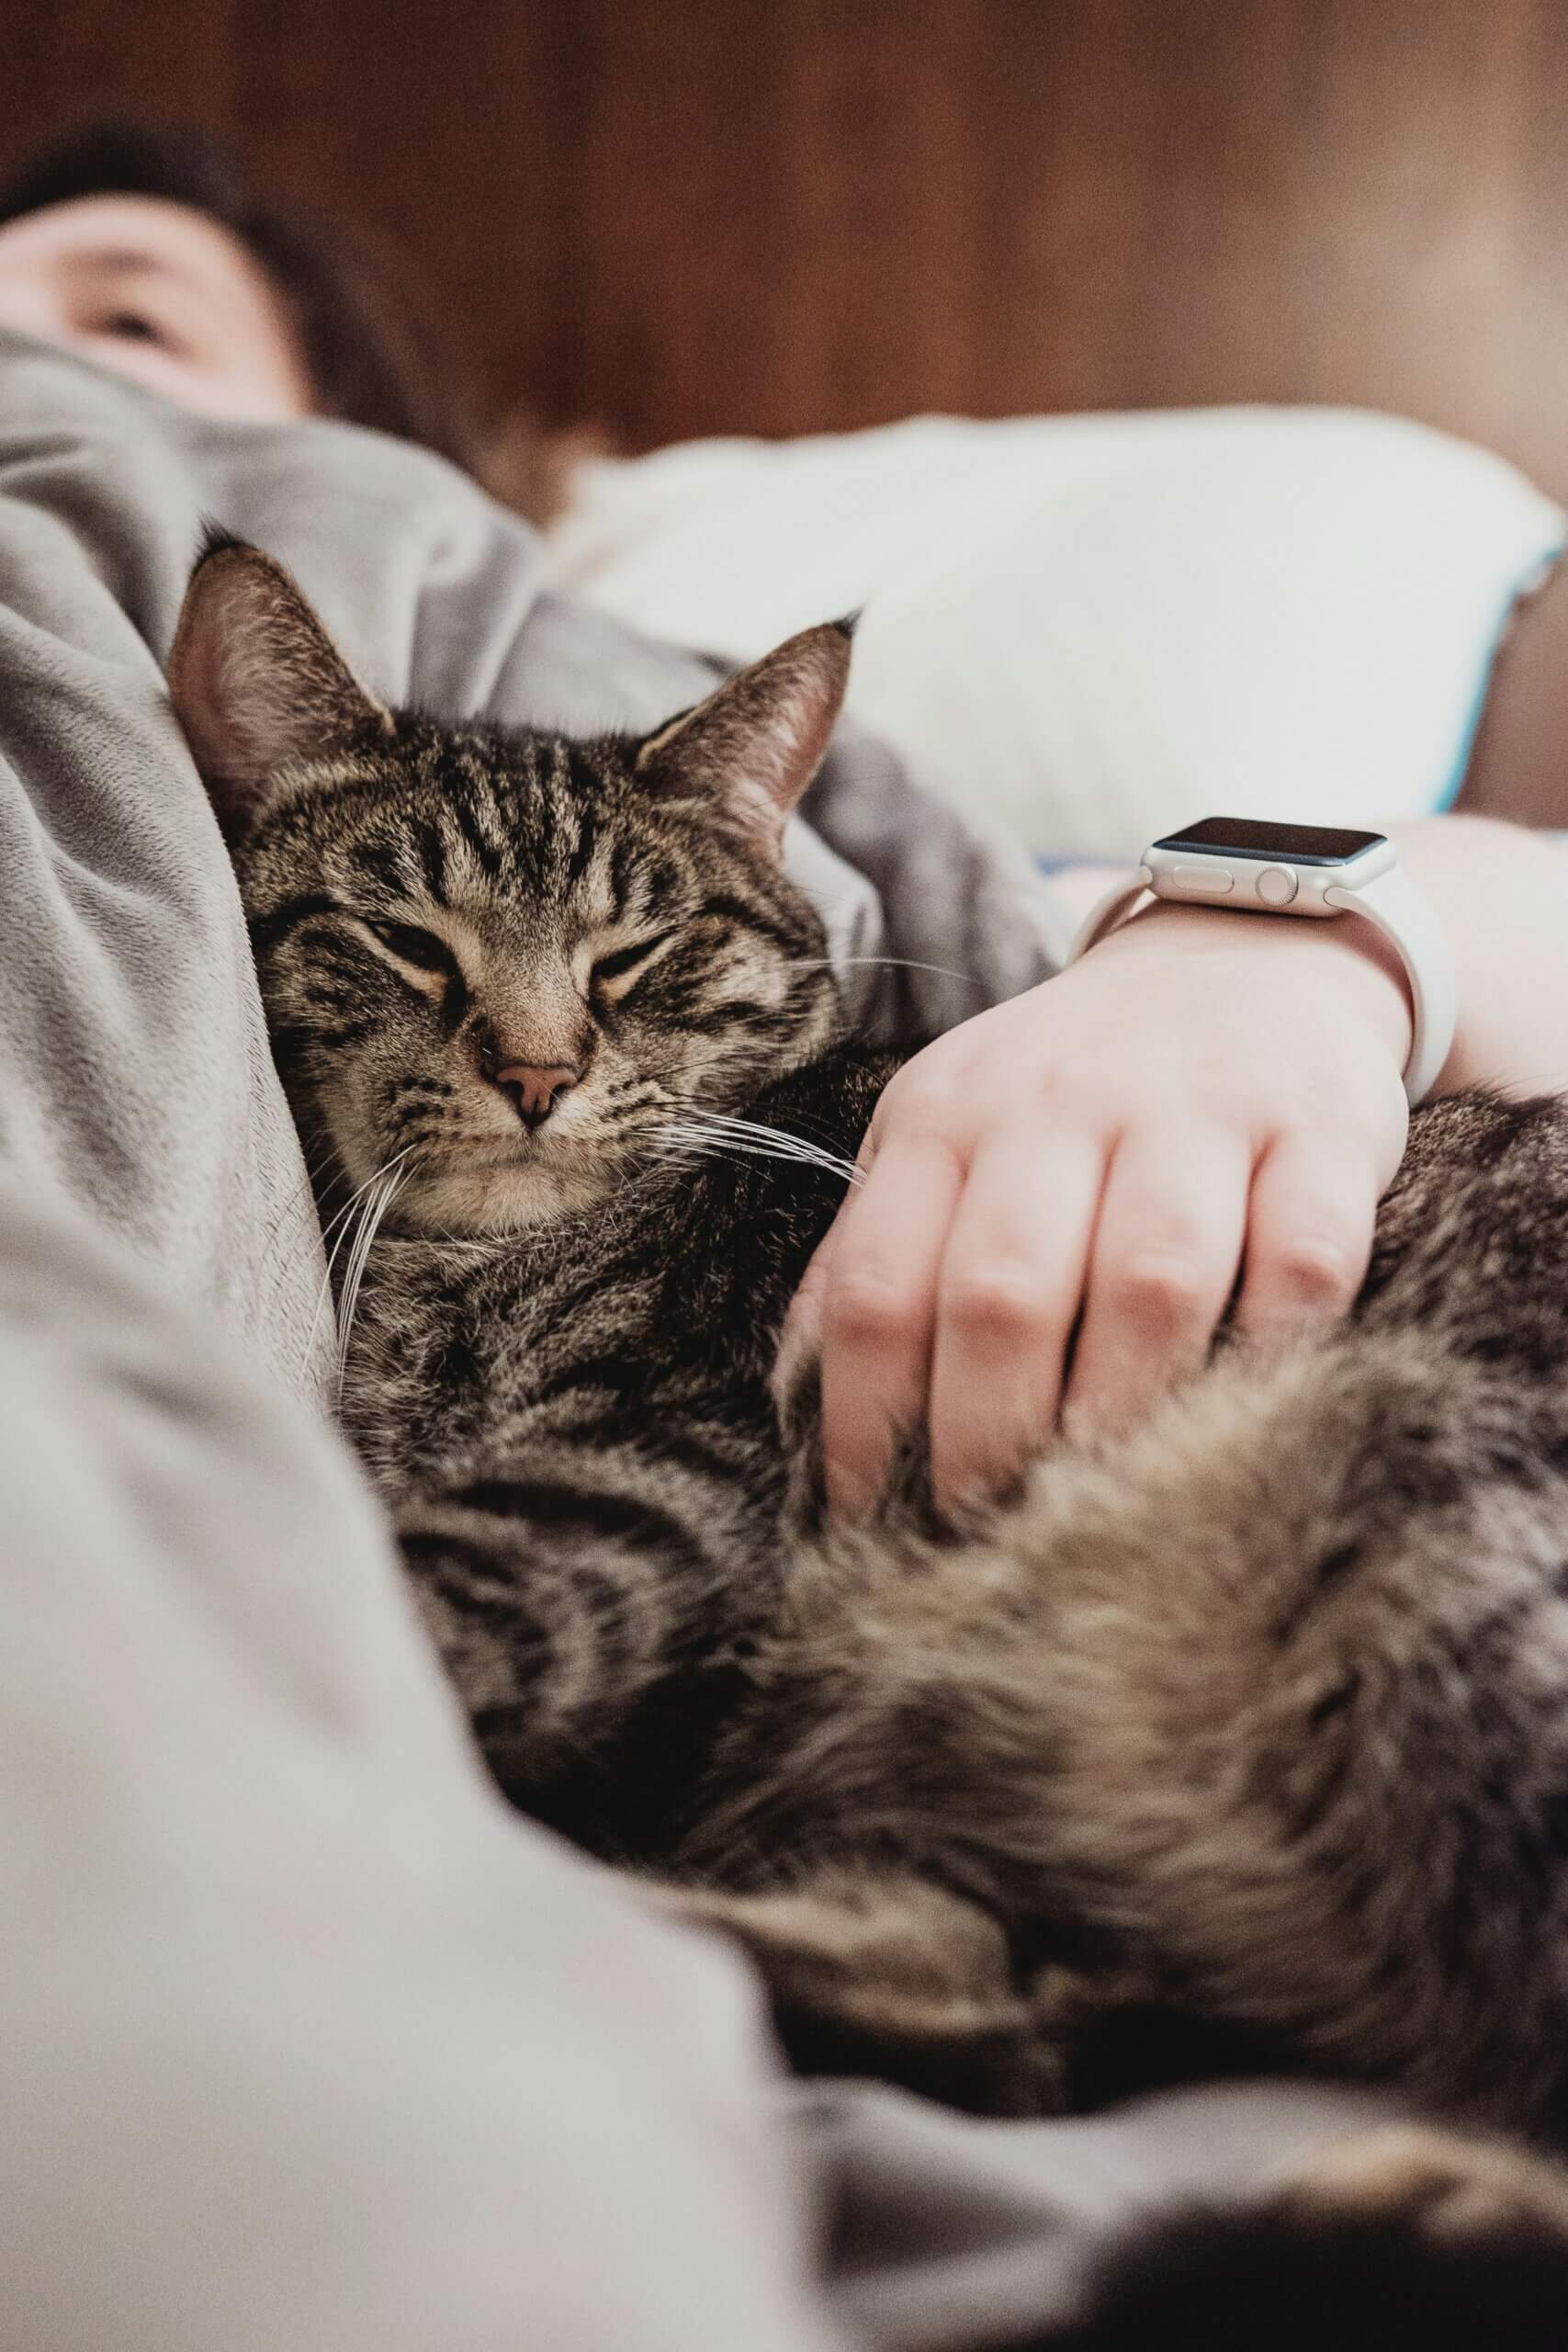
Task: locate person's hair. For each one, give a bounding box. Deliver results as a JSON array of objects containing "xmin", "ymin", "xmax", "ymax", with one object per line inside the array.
[{"xmin": 0, "ymin": 119, "xmax": 477, "ymax": 468}]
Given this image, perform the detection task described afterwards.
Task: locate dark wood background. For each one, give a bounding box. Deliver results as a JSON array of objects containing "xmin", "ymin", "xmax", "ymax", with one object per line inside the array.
[
  {"xmin": 9, "ymin": 0, "xmax": 1568, "ymax": 814},
  {"xmin": 10, "ymin": 0, "xmax": 1564, "ymax": 471}
]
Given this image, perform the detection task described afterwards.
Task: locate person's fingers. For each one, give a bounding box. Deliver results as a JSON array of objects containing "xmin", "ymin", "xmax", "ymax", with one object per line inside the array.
[
  {"xmin": 816, "ymin": 1131, "xmax": 965, "ymax": 1517},
  {"xmin": 774, "ymin": 1108, "xmax": 883, "ymax": 1396},
  {"xmin": 1065, "ymin": 1125, "xmax": 1252, "ymax": 1432},
  {"xmin": 928, "ymin": 1128, "xmax": 1103, "ymax": 1512},
  {"xmin": 773, "ymin": 1218, "xmax": 840, "ymax": 1400},
  {"xmin": 1235, "ymin": 1132, "xmax": 1379, "ymax": 1348}
]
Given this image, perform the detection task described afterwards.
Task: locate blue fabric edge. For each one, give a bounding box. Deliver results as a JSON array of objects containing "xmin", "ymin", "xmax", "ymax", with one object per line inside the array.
[{"xmin": 1433, "ymin": 537, "xmax": 1568, "ymax": 812}]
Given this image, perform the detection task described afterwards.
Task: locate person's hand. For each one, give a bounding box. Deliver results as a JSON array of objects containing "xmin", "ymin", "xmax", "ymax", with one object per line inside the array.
[{"xmin": 777, "ymin": 902, "xmax": 1414, "ymax": 1518}]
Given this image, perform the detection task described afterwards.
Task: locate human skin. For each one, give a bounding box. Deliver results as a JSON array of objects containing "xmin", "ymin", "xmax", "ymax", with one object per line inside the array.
[
  {"xmin": 781, "ymin": 816, "xmax": 1568, "ymax": 1516},
  {"xmin": 0, "ymin": 194, "xmax": 314, "ymax": 422},
  {"xmin": 4, "ymin": 197, "xmax": 1557, "ymax": 1519}
]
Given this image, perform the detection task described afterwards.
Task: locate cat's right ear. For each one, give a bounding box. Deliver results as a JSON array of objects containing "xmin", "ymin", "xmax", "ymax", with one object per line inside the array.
[
  {"xmin": 168, "ymin": 535, "xmax": 393, "ymax": 843},
  {"xmin": 634, "ymin": 618, "xmax": 854, "ymax": 857}
]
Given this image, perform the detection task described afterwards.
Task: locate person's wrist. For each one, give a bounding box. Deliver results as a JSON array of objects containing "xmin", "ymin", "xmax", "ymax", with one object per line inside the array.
[{"xmin": 1084, "ymin": 899, "xmax": 1415, "ymax": 1072}]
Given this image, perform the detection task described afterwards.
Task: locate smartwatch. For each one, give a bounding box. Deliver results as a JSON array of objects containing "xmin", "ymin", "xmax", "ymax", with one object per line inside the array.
[{"xmin": 1066, "ymin": 818, "xmax": 1457, "ymax": 1107}]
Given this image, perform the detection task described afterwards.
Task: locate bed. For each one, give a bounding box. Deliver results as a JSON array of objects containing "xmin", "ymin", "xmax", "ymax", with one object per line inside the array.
[{"xmin": 6, "ymin": 10, "xmax": 1568, "ymax": 2345}]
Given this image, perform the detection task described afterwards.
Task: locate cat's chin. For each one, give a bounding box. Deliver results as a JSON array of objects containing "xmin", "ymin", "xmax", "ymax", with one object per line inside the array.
[{"xmin": 390, "ymin": 1154, "xmax": 624, "ymax": 1236}]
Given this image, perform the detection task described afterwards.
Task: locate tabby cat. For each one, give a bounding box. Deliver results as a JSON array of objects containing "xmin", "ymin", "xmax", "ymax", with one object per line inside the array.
[{"xmin": 172, "ymin": 537, "xmax": 1568, "ymax": 2335}]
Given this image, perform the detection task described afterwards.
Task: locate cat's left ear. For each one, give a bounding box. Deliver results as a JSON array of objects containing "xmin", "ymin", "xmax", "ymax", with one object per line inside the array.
[
  {"xmin": 634, "ymin": 618, "xmax": 853, "ymax": 857},
  {"xmin": 168, "ymin": 534, "xmax": 394, "ymax": 844}
]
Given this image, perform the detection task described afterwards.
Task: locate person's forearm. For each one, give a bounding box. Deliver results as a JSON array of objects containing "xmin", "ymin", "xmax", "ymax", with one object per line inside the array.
[
  {"xmin": 1390, "ymin": 816, "xmax": 1568, "ymax": 1097},
  {"xmin": 1048, "ymin": 818, "xmax": 1568, "ymax": 1102}
]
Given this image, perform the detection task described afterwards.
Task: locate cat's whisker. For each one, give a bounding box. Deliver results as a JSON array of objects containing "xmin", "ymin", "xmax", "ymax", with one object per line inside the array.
[
  {"xmin": 255, "ymin": 1171, "xmax": 330, "ymax": 1298},
  {"xmin": 255, "ymin": 1136, "xmax": 352, "ymax": 1295},
  {"xmin": 705, "ymin": 1096, "xmax": 862, "ymax": 1154},
  {"xmin": 682, "ymin": 1120, "xmax": 860, "ymax": 1179},
  {"xmin": 677, "ymin": 1106, "xmax": 855, "ymax": 1156},
  {"xmin": 781, "ymin": 954, "xmax": 984, "ymax": 989},
  {"xmin": 658, "ymin": 1108, "xmax": 863, "ymax": 1187},
  {"xmin": 428, "ymin": 1227, "xmax": 503, "ymax": 1257},
  {"xmin": 302, "ymin": 1148, "xmax": 414, "ymax": 1384},
  {"xmin": 334, "ymin": 1162, "xmax": 410, "ymax": 1402}
]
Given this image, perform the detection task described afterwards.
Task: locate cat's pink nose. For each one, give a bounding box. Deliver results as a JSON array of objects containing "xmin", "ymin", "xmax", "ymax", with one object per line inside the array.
[{"xmin": 493, "ymin": 1062, "xmax": 579, "ymax": 1133}]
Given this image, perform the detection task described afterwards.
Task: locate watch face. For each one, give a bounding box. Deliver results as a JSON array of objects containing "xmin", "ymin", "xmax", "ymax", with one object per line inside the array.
[{"xmin": 1153, "ymin": 818, "xmax": 1387, "ymax": 866}]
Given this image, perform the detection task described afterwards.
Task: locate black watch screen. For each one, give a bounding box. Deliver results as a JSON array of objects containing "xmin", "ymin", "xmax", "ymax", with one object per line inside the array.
[{"xmin": 1153, "ymin": 818, "xmax": 1387, "ymax": 867}]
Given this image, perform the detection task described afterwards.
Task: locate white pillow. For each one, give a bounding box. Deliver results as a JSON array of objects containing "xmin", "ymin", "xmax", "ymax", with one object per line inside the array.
[{"xmin": 547, "ymin": 408, "xmax": 1565, "ymax": 859}]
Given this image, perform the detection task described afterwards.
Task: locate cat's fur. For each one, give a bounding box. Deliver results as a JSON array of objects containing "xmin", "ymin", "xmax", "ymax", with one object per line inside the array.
[{"xmin": 172, "ymin": 537, "xmax": 1568, "ymax": 2331}]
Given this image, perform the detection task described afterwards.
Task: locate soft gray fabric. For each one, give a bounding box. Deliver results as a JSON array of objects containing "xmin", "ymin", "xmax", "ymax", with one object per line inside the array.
[
  {"xmin": 803, "ymin": 2077, "xmax": 1404, "ymax": 2347},
  {"xmin": 0, "ymin": 1176, "xmax": 839, "ymax": 2352},
  {"xmin": 0, "ymin": 331, "xmax": 1422, "ymax": 2349},
  {"xmin": 0, "ymin": 328, "xmax": 1056, "ymax": 1401}
]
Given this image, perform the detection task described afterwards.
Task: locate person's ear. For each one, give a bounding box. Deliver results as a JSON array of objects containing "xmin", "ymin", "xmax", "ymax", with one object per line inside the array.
[
  {"xmin": 634, "ymin": 618, "xmax": 854, "ymax": 858},
  {"xmin": 167, "ymin": 532, "xmax": 393, "ymax": 843}
]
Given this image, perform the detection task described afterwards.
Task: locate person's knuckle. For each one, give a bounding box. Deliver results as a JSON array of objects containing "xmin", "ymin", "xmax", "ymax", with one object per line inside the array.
[
  {"xmin": 884, "ymin": 1074, "xmax": 957, "ymax": 1144},
  {"xmin": 1038, "ymin": 1056, "xmax": 1125, "ymax": 1128},
  {"xmin": 823, "ymin": 1266, "xmax": 920, "ymax": 1351},
  {"xmin": 944, "ymin": 1260, "xmax": 1054, "ymax": 1347},
  {"xmin": 1109, "ymin": 1248, "xmax": 1209, "ymax": 1331},
  {"xmin": 1272, "ymin": 1230, "xmax": 1361, "ymax": 1309}
]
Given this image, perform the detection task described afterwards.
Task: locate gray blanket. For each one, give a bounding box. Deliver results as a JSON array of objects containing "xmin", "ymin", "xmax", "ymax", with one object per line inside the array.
[{"xmin": 0, "ymin": 328, "xmax": 1412, "ymax": 2351}]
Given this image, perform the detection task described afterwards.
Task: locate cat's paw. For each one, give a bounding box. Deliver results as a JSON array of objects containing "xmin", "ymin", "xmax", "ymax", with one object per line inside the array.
[
  {"xmin": 1275, "ymin": 2118, "xmax": 1568, "ymax": 2241},
  {"xmin": 1066, "ymin": 2120, "xmax": 1568, "ymax": 2351},
  {"xmin": 652, "ymin": 1870, "xmax": 1073, "ymax": 2117}
]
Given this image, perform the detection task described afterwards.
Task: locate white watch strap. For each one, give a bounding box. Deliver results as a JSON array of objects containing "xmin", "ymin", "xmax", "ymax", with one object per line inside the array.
[
  {"xmin": 1066, "ymin": 857, "xmax": 1456, "ymax": 1109},
  {"xmin": 1325, "ymin": 863, "xmax": 1456, "ymax": 1108},
  {"xmin": 1067, "ymin": 866, "xmax": 1154, "ymax": 960}
]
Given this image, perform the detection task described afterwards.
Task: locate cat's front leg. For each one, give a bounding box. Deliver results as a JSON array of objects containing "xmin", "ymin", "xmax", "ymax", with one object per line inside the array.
[
  {"xmin": 390, "ymin": 1430, "xmax": 774, "ymax": 1849},
  {"xmin": 646, "ymin": 1867, "xmax": 1076, "ymax": 2118},
  {"xmin": 1063, "ymin": 2121, "xmax": 1568, "ymax": 2351}
]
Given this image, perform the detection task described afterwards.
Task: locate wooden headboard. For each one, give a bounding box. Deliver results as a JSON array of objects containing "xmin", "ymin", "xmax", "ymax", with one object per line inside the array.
[{"xmin": 7, "ymin": 0, "xmax": 1568, "ymax": 818}]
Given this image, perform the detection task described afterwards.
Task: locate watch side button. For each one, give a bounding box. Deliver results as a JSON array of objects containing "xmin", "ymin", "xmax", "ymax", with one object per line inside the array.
[
  {"xmin": 1171, "ymin": 865, "xmax": 1235, "ymax": 896},
  {"xmin": 1256, "ymin": 864, "xmax": 1299, "ymax": 908}
]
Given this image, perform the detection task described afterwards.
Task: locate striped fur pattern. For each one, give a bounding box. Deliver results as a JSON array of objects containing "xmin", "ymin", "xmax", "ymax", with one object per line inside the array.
[{"xmin": 175, "ymin": 545, "xmax": 1568, "ymax": 2244}]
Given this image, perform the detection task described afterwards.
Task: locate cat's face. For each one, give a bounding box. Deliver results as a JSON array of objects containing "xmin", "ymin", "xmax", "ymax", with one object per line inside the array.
[{"xmin": 169, "ymin": 538, "xmax": 848, "ymax": 1234}]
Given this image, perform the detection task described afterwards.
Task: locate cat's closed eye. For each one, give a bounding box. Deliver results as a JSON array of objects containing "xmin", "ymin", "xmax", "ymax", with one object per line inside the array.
[
  {"xmin": 591, "ymin": 931, "xmax": 676, "ymax": 998},
  {"xmin": 366, "ymin": 919, "xmax": 462, "ymax": 978}
]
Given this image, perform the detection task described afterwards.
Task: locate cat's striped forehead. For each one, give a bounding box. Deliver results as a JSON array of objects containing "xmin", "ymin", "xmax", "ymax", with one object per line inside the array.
[{"xmin": 258, "ymin": 718, "xmax": 703, "ymax": 931}]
